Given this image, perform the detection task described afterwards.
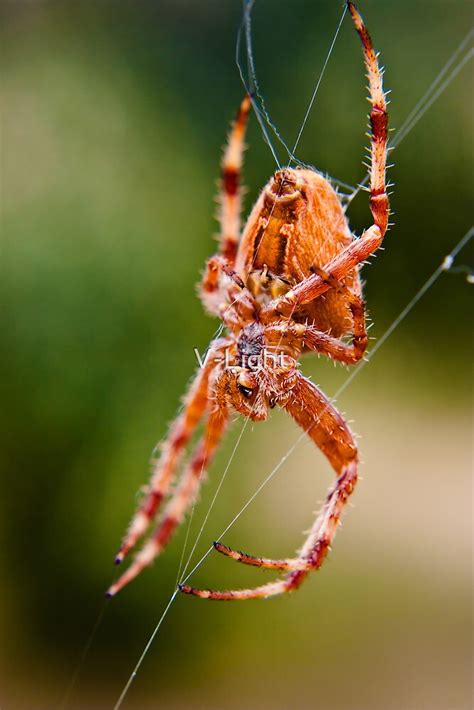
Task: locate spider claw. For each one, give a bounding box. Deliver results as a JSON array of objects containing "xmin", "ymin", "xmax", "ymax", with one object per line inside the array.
[
  {"xmin": 178, "ymin": 583, "xmax": 211, "ymax": 598},
  {"xmin": 213, "ymin": 540, "xmax": 232, "ymax": 554}
]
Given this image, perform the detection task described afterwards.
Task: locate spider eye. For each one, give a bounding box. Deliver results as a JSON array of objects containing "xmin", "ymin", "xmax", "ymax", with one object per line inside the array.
[{"xmin": 238, "ymin": 384, "xmax": 253, "ymax": 398}]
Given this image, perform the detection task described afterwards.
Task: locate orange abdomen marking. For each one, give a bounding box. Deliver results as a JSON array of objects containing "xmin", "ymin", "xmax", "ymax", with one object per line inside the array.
[{"xmin": 236, "ymin": 168, "xmax": 362, "ymax": 337}]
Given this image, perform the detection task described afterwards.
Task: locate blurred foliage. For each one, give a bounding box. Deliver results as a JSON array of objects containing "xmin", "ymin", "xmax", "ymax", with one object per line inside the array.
[{"xmin": 0, "ymin": 1, "xmax": 472, "ymax": 709}]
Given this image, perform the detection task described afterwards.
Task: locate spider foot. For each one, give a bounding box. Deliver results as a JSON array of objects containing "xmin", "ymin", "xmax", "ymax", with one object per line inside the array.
[
  {"xmin": 114, "ymin": 511, "xmax": 151, "ymax": 565},
  {"xmin": 106, "ymin": 538, "xmax": 159, "ymax": 597}
]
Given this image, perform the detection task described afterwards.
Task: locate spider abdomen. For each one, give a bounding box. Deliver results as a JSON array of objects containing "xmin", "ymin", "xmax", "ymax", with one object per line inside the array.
[{"xmin": 236, "ymin": 167, "xmax": 362, "ymax": 337}]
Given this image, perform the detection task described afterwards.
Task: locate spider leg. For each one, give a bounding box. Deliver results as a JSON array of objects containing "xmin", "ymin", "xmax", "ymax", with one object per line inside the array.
[
  {"xmin": 107, "ymin": 400, "xmax": 229, "ymax": 597},
  {"xmin": 302, "ymin": 293, "xmax": 367, "ymax": 363},
  {"xmin": 212, "ymin": 542, "xmax": 310, "ymax": 570},
  {"xmin": 200, "ymin": 96, "xmax": 252, "ymax": 318},
  {"xmin": 261, "ymin": 1, "xmax": 389, "ymax": 321},
  {"xmin": 200, "ymin": 254, "xmax": 256, "ymax": 327},
  {"xmin": 179, "ymin": 579, "xmax": 290, "ymax": 601},
  {"xmin": 179, "ymin": 373, "xmax": 358, "ymax": 600},
  {"xmin": 219, "ymin": 95, "xmax": 251, "ymax": 263},
  {"xmin": 348, "ymin": 1, "xmax": 389, "ymax": 234},
  {"xmin": 265, "ymin": 291, "xmax": 368, "ymax": 365},
  {"xmin": 114, "ymin": 340, "xmax": 226, "ymax": 565},
  {"xmin": 265, "ymin": 225, "xmax": 383, "ymax": 319}
]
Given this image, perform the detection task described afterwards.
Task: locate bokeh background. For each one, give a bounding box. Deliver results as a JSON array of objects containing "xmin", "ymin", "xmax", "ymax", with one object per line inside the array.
[{"xmin": 1, "ymin": 1, "xmax": 472, "ymax": 709}]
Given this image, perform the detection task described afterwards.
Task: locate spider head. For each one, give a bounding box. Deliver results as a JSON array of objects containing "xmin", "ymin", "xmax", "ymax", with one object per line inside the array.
[{"xmin": 214, "ymin": 323, "xmax": 297, "ymax": 420}]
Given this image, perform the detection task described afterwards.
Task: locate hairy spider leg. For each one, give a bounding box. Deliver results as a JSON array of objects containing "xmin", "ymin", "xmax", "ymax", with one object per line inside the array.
[
  {"xmin": 219, "ymin": 95, "xmax": 251, "ymax": 263},
  {"xmin": 114, "ymin": 341, "xmax": 225, "ymax": 565},
  {"xmin": 200, "ymin": 254, "xmax": 256, "ymax": 326},
  {"xmin": 180, "ymin": 373, "xmax": 358, "ymax": 599},
  {"xmin": 265, "ymin": 289, "xmax": 368, "ymax": 366},
  {"xmin": 261, "ymin": 0, "xmax": 389, "ymax": 321},
  {"xmin": 108, "ymin": 398, "xmax": 229, "ymax": 596}
]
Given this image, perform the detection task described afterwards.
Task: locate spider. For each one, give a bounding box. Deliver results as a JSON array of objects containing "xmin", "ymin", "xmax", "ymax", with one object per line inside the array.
[{"xmin": 107, "ymin": 1, "xmax": 389, "ymax": 601}]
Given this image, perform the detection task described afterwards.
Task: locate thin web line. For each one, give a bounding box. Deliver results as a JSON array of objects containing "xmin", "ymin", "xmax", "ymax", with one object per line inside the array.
[
  {"xmin": 236, "ymin": 0, "xmax": 291, "ymax": 167},
  {"xmin": 171, "ymin": 406, "xmax": 233, "ymax": 587},
  {"xmin": 289, "ymin": 4, "xmax": 348, "ymax": 164},
  {"xmin": 57, "ymin": 601, "xmax": 109, "ymax": 710},
  {"xmin": 346, "ymin": 30, "xmax": 474, "ymax": 205},
  {"xmin": 392, "ymin": 28, "xmax": 474, "ymax": 148},
  {"xmin": 112, "ymin": 226, "xmax": 473, "ymax": 709},
  {"xmin": 239, "ymin": 1, "xmax": 356, "ymax": 196},
  {"xmin": 112, "ymin": 590, "xmax": 178, "ymax": 710},
  {"xmin": 236, "ymin": 0, "xmax": 349, "ymax": 183},
  {"xmin": 236, "ymin": 0, "xmax": 282, "ymax": 168},
  {"xmin": 390, "ymin": 46, "xmax": 473, "ymax": 150},
  {"xmin": 177, "ymin": 414, "xmax": 253, "ymax": 585}
]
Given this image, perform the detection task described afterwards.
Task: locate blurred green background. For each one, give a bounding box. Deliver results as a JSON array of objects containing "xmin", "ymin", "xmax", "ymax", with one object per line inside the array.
[{"xmin": 1, "ymin": 1, "xmax": 472, "ymax": 709}]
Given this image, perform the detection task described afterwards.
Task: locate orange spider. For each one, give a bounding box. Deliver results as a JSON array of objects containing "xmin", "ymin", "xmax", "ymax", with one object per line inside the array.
[{"xmin": 107, "ymin": 1, "xmax": 389, "ymax": 601}]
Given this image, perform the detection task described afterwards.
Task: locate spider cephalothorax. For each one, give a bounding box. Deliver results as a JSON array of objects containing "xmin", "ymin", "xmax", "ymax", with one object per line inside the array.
[
  {"xmin": 214, "ymin": 320, "xmax": 300, "ymax": 421},
  {"xmin": 107, "ymin": 2, "xmax": 390, "ymax": 600}
]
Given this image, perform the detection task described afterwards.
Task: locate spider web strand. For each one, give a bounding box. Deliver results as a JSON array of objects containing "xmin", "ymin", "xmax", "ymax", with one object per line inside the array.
[
  {"xmin": 236, "ymin": 1, "xmax": 348, "ymax": 175},
  {"xmin": 176, "ymin": 414, "xmax": 253, "ymax": 585},
  {"xmin": 392, "ymin": 28, "xmax": 474, "ymax": 148},
  {"xmin": 391, "ymin": 46, "xmax": 474, "ymax": 150},
  {"xmin": 347, "ymin": 31, "xmax": 474, "ymax": 204},
  {"xmin": 289, "ymin": 4, "xmax": 348, "ymax": 165},
  {"xmin": 112, "ymin": 590, "xmax": 179, "ymax": 710},
  {"xmin": 57, "ymin": 601, "xmax": 109, "ymax": 710}
]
